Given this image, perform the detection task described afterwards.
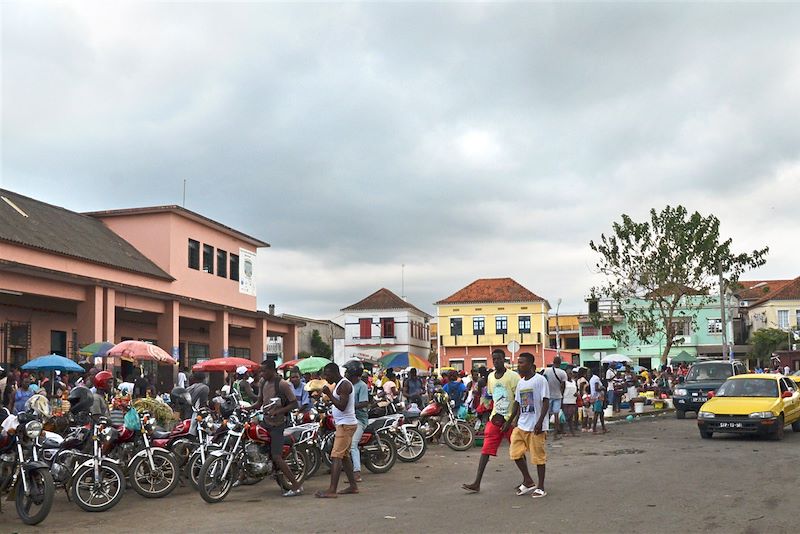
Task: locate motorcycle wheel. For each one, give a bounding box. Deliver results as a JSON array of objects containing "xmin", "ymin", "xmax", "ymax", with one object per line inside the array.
[
  {"xmin": 362, "ymin": 436, "xmax": 396, "ymax": 474},
  {"xmin": 70, "ymin": 462, "xmax": 126, "ymax": 512},
  {"xmin": 129, "ymin": 450, "xmax": 179, "ymax": 498},
  {"xmin": 395, "ymin": 427, "xmax": 427, "ymax": 463},
  {"xmin": 198, "ymin": 455, "xmax": 236, "ymax": 504},
  {"xmin": 276, "ymin": 448, "xmax": 308, "ymax": 491},
  {"xmin": 186, "ymin": 450, "xmax": 203, "ymax": 491},
  {"xmin": 444, "ymin": 422, "xmax": 475, "ymax": 452},
  {"xmin": 304, "ymin": 445, "xmax": 322, "ymax": 478},
  {"xmin": 320, "ymin": 434, "xmax": 333, "ymax": 468},
  {"xmin": 169, "ymin": 439, "xmax": 196, "ymax": 468},
  {"xmin": 15, "ymin": 467, "xmax": 55, "ymax": 525}
]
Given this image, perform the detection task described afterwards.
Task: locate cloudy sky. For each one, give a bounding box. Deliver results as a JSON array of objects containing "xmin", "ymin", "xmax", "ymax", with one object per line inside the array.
[{"xmin": 3, "ymin": 2, "xmax": 800, "ymax": 320}]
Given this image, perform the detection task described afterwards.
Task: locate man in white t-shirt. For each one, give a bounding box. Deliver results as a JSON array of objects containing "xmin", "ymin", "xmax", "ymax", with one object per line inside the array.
[
  {"xmin": 588, "ymin": 369, "xmax": 603, "ymax": 402},
  {"xmin": 509, "ymin": 352, "xmax": 550, "ymax": 499},
  {"xmin": 542, "ymin": 356, "xmax": 568, "ymax": 438}
]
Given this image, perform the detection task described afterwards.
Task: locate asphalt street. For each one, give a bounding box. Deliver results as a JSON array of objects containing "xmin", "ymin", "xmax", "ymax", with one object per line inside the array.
[{"xmin": 4, "ymin": 415, "xmax": 797, "ymax": 534}]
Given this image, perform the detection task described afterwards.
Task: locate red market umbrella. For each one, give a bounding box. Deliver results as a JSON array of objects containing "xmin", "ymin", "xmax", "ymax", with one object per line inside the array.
[
  {"xmin": 192, "ymin": 357, "xmax": 259, "ymax": 373},
  {"xmin": 107, "ymin": 340, "xmax": 177, "ymax": 365},
  {"xmin": 278, "ymin": 358, "xmax": 301, "ymax": 370}
]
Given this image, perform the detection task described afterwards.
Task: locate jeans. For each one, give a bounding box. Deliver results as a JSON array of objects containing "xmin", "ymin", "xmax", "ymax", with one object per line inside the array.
[
  {"xmin": 350, "ymin": 420, "xmax": 366, "ymax": 472},
  {"xmin": 606, "ymin": 390, "xmax": 615, "ymax": 409}
]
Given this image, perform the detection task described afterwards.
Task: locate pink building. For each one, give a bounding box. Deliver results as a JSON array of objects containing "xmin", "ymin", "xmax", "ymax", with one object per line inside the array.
[{"xmin": 0, "ymin": 189, "xmax": 300, "ymax": 389}]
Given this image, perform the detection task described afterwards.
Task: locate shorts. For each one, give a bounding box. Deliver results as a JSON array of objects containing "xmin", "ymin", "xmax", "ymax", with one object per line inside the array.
[
  {"xmin": 549, "ymin": 398, "xmax": 562, "ymax": 415},
  {"xmin": 331, "ymin": 424, "xmax": 358, "ymax": 459},
  {"xmin": 509, "ymin": 428, "xmax": 547, "ymax": 465},
  {"xmin": 593, "ymin": 400, "xmax": 603, "ymax": 412},
  {"xmin": 481, "ymin": 419, "xmax": 514, "ymax": 456},
  {"xmin": 265, "ymin": 424, "xmax": 285, "ymax": 458}
]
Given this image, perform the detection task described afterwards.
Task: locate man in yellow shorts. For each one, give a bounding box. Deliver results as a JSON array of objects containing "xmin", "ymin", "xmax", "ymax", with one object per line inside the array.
[{"xmin": 509, "ymin": 352, "xmax": 550, "ymax": 499}]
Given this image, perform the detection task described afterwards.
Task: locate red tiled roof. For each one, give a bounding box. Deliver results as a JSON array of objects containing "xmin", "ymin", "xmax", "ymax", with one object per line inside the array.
[
  {"xmin": 735, "ymin": 279, "xmax": 794, "ymax": 303},
  {"xmin": 341, "ymin": 288, "xmax": 431, "ymax": 317},
  {"xmin": 435, "ymin": 278, "xmax": 546, "ymax": 305},
  {"xmin": 749, "ymin": 276, "xmax": 800, "ymax": 306}
]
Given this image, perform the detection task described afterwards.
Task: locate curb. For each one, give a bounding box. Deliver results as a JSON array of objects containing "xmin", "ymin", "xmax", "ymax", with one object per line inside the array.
[{"xmin": 606, "ymin": 408, "xmax": 675, "ymax": 424}]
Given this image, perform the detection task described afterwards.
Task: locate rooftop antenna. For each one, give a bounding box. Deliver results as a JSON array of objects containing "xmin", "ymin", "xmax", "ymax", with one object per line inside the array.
[
  {"xmin": 401, "ymin": 263, "xmax": 406, "ymax": 301},
  {"xmin": 182, "ymin": 179, "xmax": 187, "ymax": 207}
]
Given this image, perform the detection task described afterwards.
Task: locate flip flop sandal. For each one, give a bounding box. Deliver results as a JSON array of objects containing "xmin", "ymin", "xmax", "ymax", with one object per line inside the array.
[
  {"xmin": 516, "ymin": 484, "xmax": 537, "ymax": 496},
  {"xmin": 461, "ymin": 485, "xmax": 479, "ymax": 493},
  {"xmin": 531, "ymin": 489, "xmax": 547, "ymax": 499}
]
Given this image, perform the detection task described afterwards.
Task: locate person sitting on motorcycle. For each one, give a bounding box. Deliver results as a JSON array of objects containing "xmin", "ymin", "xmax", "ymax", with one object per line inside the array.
[
  {"xmin": 382, "ymin": 369, "xmax": 399, "ymax": 402},
  {"xmin": 252, "ymin": 359, "xmax": 304, "ymax": 497},
  {"xmin": 442, "ymin": 371, "xmax": 467, "ymax": 412},
  {"xmin": 68, "ymin": 386, "xmax": 96, "ymax": 422},
  {"xmin": 288, "ymin": 367, "xmax": 311, "ymax": 413},
  {"xmin": 91, "ymin": 371, "xmax": 113, "ymax": 417}
]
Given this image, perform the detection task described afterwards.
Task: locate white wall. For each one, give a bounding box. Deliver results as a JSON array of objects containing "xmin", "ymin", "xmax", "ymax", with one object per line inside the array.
[{"xmin": 343, "ymin": 308, "xmax": 431, "ymax": 363}]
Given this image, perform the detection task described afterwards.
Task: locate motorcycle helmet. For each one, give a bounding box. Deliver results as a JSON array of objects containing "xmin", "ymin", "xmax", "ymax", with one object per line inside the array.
[
  {"xmin": 68, "ymin": 386, "xmax": 93, "ymax": 415},
  {"xmin": 94, "ymin": 370, "xmax": 113, "ymax": 392},
  {"xmin": 170, "ymin": 386, "xmax": 191, "ymax": 407},
  {"xmin": 343, "ymin": 360, "xmax": 364, "ymax": 378}
]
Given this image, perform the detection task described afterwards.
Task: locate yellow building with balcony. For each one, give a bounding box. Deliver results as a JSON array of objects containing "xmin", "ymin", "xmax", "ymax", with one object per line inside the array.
[{"xmin": 435, "ymin": 278, "xmax": 550, "ymax": 371}]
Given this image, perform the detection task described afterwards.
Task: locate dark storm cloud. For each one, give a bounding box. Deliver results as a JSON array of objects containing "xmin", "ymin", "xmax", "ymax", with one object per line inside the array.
[{"xmin": 3, "ymin": 2, "xmax": 800, "ymax": 318}]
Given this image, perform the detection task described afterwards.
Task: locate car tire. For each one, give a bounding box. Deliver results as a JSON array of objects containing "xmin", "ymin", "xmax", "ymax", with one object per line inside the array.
[
  {"xmin": 792, "ymin": 420, "xmax": 800, "ymax": 432},
  {"xmin": 676, "ymin": 410, "xmax": 686, "ymax": 420},
  {"xmin": 770, "ymin": 415, "xmax": 785, "ymax": 441},
  {"xmin": 699, "ymin": 429, "xmax": 713, "ymax": 439}
]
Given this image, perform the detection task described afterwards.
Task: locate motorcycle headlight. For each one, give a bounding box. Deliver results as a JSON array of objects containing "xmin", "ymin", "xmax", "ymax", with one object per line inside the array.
[
  {"xmin": 697, "ymin": 411, "xmax": 715, "ymax": 419},
  {"xmin": 674, "ymin": 388, "xmax": 688, "ymax": 397},
  {"xmin": 25, "ymin": 421, "xmax": 43, "ymax": 438},
  {"xmin": 748, "ymin": 411, "xmax": 775, "ymax": 419}
]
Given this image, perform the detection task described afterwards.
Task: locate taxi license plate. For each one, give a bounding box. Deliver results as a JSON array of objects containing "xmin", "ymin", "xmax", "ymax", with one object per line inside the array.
[
  {"xmin": 697, "ymin": 397, "xmax": 708, "ymax": 402},
  {"xmin": 718, "ymin": 422, "xmax": 743, "ymax": 429}
]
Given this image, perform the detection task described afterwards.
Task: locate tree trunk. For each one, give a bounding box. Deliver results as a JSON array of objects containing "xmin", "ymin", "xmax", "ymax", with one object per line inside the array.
[{"xmin": 660, "ymin": 336, "xmax": 674, "ymax": 366}]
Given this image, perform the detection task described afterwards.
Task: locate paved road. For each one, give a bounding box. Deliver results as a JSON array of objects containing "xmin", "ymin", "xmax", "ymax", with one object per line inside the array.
[{"xmin": 6, "ymin": 415, "xmax": 798, "ymax": 533}]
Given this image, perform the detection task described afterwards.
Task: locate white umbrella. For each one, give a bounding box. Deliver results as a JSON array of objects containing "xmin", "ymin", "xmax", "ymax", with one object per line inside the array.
[{"xmin": 600, "ymin": 353, "xmax": 632, "ymax": 364}]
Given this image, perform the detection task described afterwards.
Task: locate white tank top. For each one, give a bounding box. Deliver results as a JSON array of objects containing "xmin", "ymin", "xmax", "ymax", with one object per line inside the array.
[{"xmin": 332, "ymin": 378, "xmax": 357, "ymax": 425}]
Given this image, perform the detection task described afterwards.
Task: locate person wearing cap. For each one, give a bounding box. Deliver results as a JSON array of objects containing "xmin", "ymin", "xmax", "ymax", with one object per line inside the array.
[{"xmin": 232, "ymin": 366, "xmax": 256, "ymax": 403}]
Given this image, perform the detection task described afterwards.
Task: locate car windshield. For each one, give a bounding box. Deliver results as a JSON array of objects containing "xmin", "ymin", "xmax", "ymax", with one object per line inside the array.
[
  {"xmin": 686, "ymin": 363, "xmax": 733, "ymax": 382},
  {"xmin": 716, "ymin": 378, "xmax": 778, "ymax": 398}
]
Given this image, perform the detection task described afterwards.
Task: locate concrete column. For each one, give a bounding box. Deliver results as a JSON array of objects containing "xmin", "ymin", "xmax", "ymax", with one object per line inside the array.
[
  {"xmin": 250, "ymin": 318, "xmax": 267, "ymax": 363},
  {"xmin": 210, "ymin": 310, "xmax": 229, "ymax": 358},
  {"xmin": 76, "ymin": 286, "xmax": 103, "ymax": 349},
  {"xmin": 157, "ymin": 300, "xmax": 180, "ymax": 362},
  {"xmin": 282, "ymin": 325, "xmax": 298, "ymax": 360},
  {"xmin": 103, "ymin": 287, "xmax": 115, "ymax": 342}
]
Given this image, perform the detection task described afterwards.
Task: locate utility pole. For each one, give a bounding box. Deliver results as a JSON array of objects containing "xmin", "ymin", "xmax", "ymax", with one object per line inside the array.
[
  {"xmin": 401, "ymin": 264, "xmax": 406, "ymax": 300},
  {"xmin": 718, "ymin": 260, "xmax": 730, "ymax": 362},
  {"xmin": 555, "ymin": 298, "xmax": 562, "ymax": 361},
  {"xmin": 182, "ymin": 179, "xmax": 187, "ymax": 207}
]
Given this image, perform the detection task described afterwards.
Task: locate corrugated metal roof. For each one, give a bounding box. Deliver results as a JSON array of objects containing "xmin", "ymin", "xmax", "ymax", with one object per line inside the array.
[{"xmin": 0, "ymin": 189, "xmax": 173, "ymax": 280}]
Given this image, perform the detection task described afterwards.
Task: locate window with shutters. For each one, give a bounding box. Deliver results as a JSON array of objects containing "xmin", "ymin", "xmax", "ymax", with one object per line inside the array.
[{"xmin": 359, "ymin": 318, "xmax": 372, "ymax": 338}]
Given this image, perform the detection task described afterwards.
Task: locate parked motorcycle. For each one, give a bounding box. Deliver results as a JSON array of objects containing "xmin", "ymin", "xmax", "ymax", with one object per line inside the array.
[
  {"xmin": 380, "ymin": 414, "xmax": 427, "ymax": 463},
  {"xmin": 38, "ymin": 414, "xmax": 126, "ymax": 512},
  {"xmin": 184, "ymin": 410, "xmax": 226, "ymax": 491},
  {"xmin": 197, "ymin": 401, "xmax": 308, "ymax": 504},
  {"xmin": 414, "ymin": 390, "xmax": 474, "ymax": 451},
  {"xmin": 0, "ymin": 413, "xmax": 55, "ymax": 525},
  {"xmin": 320, "ymin": 413, "xmax": 398, "ymax": 473},
  {"xmin": 103, "ymin": 410, "xmax": 180, "ymax": 499}
]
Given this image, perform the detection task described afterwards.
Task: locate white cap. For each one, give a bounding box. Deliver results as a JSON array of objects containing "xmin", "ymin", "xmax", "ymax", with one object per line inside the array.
[{"xmin": 236, "ymin": 366, "xmax": 248, "ymax": 375}]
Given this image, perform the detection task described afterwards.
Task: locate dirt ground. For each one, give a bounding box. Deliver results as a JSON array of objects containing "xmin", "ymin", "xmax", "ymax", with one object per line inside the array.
[{"xmin": 5, "ymin": 414, "xmax": 797, "ymax": 534}]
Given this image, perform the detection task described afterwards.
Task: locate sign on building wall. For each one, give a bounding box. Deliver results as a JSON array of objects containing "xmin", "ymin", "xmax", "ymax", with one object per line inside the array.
[{"xmin": 239, "ymin": 248, "xmax": 257, "ymax": 296}]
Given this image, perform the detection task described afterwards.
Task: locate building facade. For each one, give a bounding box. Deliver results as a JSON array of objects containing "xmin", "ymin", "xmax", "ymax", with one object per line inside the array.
[
  {"xmin": 340, "ymin": 288, "xmax": 431, "ymax": 365},
  {"xmin": 435, "ymin": 278, "xmax": 550, "ymax": 371},
  {"xmin": 578, "ymin": 294, "xmax": 738, "ymax": 371},
  {"xmin": 281, "ymin": 313, "xmax": 344, "ymax": 357},
  {"xmin": 0, "ymin": 189, "xmax": 299, "ymax": 389}
]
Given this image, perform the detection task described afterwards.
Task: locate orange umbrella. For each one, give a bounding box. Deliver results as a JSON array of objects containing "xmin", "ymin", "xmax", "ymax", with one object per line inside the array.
[{"xmin": 107, "ymin": 340, "xmax": 177, "ymax": 365}]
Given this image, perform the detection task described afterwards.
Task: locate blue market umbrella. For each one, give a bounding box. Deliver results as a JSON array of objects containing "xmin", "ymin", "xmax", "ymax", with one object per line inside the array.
[{"xmin": 22, "ymin": 354, "xmax": 85, "ymax": 372}]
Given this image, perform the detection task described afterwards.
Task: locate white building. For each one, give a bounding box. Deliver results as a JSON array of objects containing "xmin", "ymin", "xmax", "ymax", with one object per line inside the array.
[{"xmin": 340, "ymin": 288, "xmax": 432, "ymax": 365}]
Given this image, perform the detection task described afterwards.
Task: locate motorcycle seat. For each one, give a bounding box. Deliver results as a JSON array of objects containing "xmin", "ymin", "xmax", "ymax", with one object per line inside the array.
[
  {"xmin": 402, "ymin": 411, "xmax": 420, "ymax": 420},
  {"xmin": 151, "ymin": 429, "xmax": 172, "ymax": 439}
]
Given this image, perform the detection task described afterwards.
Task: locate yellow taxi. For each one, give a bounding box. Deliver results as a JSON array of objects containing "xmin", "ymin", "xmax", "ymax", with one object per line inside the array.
[{"xmin": 696, "ymin": 374, "xmax": 800, "ymax": 440}]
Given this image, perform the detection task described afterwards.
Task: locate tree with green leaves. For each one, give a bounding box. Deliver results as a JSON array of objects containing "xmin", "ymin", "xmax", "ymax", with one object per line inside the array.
[
  {"xmin": 310, "ymin": 329, "xmax": 332, "ymax": 358},
  {"xmin": 590, "ymin": 205, "xmax": 768, "ymax": 363},
  {"xmin": 749, "ymin": 328, "xmax": 791, "ymax": 360}
]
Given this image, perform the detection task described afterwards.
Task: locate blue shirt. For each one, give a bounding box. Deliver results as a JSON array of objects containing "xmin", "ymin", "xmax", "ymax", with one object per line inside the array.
[
  {"xmin": 292, "ymin": 380, "xmax": 311, "ymax": 411},
  {"xmin": 352, "ymin": 380, "xmax": 369, "ymax": 426},
  {"xmin": 443, "ymin": 381, "xmax": 466, "ymax": 409},
  {"xmin": 14, "ymin": 388, "xmax": 34, "ymax": 415}
]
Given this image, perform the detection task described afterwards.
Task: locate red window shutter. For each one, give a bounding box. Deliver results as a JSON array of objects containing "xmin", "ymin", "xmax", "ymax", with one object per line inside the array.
[
  {"xmin": 601, "ymin": 325, "xmax": 613, "ymax": 336},
  {"xmin": 360, "ymin": 318, "xmax": 371, "ymax": 338}
]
